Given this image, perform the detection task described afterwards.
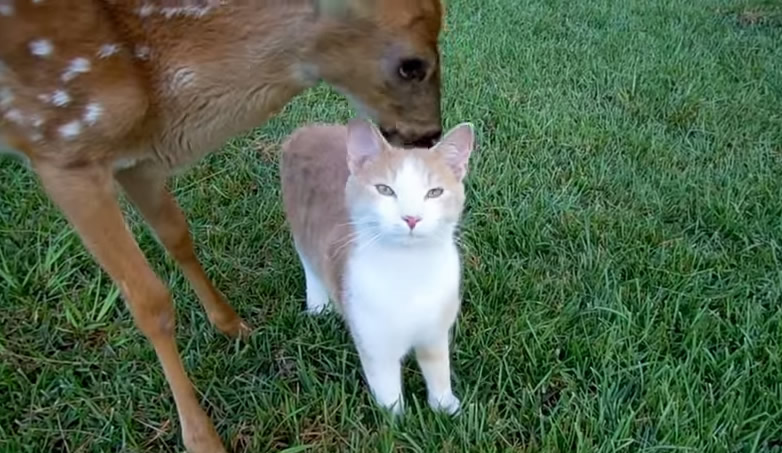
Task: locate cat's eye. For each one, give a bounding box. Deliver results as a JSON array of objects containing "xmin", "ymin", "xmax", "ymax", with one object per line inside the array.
[
  {"xmin": 426, "ymin": 187, "xmax": 444, "ymax": 199},
  {"xmin": 375, "ymin": 184, "xmax": 396, "ymax": 197}
]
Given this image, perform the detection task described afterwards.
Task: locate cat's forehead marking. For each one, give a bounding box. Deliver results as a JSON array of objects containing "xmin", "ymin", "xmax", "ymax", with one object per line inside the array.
[
  {"xmin": 394, "ymin": 155, "xmax": 430, "ymax": 187},
  {"xmin": 389, "ymin": 156, "xmax": 434, "ymax": 212}
]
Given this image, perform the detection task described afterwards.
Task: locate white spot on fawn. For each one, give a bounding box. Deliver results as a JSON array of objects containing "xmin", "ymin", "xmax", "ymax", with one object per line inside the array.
[
  {"xmin": 97, "ymin": 44, "xmax": 120, "ymax": 58},
  {"xmin": 113, "ymin": 157, "xmax": 140, "ymax": 171},
  {"xmin": 0, "ymin": 2, "xmax": 13, "ymax": 16},
  {"xmin": 134, "ymin": 45, "xmax": 151, "ymax": 60},
  {"xmin": 3, "ymin": 108, "xmax": 44, "ymax": 131},
  {"xmin": 4, "ymin": 109, "xmax": 24, "ymax": 125},
  {"xmin": 137, "ymin": 2, "xmax": 214, "ymax": 19},
  {"xmin": 29, "ymin": 39, "xmax": 54, "ymax": 57},
  {"xmin": 32, "ymin": 0, "xmax": 44, "ymax": 4},
  {"xmin": 62, "ymin": 57, "xmax": 90, "ymax": 82},
  {"xmin": 83, "ymin": 102, "xmax": 103, "ymax": 125},
  {"xmin": 30, "ymin": 114, "xmax": 44, "ymax": 128},
  {"xmin": 170, "ymin": 67, "xmax": 196, "ymax": 90},
  {"xmin": 58, "ymin": 120, "xmax": 82, "ymax": 140},
  {"xmin": 53, "ymin": 92, "xmax": 69, "ymax": 106},
  {"xmin": 44, "ymin": 89, "xmax": 71, "ymax": 106},
  {"xmin": 160, "ymin": 6, "xmax": 212, "ymax": 18},
  {"xmin": 0, "ymin": 87, "xmax": 13, "ymax": 108},
  {"xmin": 138, "ymin": 3, "xmax": 155, "ymax": 17}
]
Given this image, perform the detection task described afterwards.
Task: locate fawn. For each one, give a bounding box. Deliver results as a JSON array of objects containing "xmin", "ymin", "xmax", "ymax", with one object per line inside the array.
[{"xmin": 0, "ymin": 0, "xmax": 445, "ymax": 451}]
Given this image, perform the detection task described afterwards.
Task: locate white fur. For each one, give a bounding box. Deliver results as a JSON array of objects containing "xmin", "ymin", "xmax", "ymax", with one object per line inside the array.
[
  {"xmin": 160, "ymin": 6, "xmax": 212, "ymax": 18},
  {"xmin": 83, "ymin": 102, "xmax": 103, "ymax": 125},
  {"xmin": 61, "ymin": 57, "xmax": 91, "ymax": 82},
  {"xmin": 134, "ymin": 45, "xmax": 151, "ymax": 60},
  {"xmin": 58, "ymin": 120, "xmax": 82, "ymax": 139},
  {"xmin": 137, "ymin": 3, "xmax": 155, "ymax": 17},
  {"xmin": 112, "ymin": 157, "xmax": 141, "ymax": 171},
  {"xmin": 97, "ymin": 44, "xmax": 120, "ymax": 58},
  {"xmin": 169, "ymin": 67, "xmax": 197, "ymax": 91},
  {"xmin": 3, "ymin": 109, "xmax": 24, "ymax": 125},
  {"xmin": 37, "ymin": 89, "xmax": 71, "ymax": 107},
  {"xmin": 0, "ymin": 87, "xmax": 14, "ymax": 108},
  {"xmin": 29, "ymin": 39, "xmax": 53, "ymax": 57},
  {"xmin": 343, "ymin": 231, "xmax": 461, "ymax": 415}
]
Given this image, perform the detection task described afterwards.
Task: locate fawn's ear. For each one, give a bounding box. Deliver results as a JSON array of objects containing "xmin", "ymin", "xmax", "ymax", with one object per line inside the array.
[
  {"xmin": 431, "ymin": 122, "xmax": 475, "ymax": 181},
  {"xmin": 314, "ymin": 0, "xmax": 374, "ymax": 19},
  {"xmin": 346, "ymin": 118, "xmax": 387, "ymax": 173}
]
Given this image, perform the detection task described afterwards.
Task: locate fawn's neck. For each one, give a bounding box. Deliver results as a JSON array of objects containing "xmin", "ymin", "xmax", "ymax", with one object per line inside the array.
[{"xmin": 109, "ymin": 2, "xmax": 344, "ymax": 167}]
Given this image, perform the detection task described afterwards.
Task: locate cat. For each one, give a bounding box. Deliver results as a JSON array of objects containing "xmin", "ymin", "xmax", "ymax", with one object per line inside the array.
[{"xmin": 280, "ymin": 118, "xmax": 475, "ymax": 415}]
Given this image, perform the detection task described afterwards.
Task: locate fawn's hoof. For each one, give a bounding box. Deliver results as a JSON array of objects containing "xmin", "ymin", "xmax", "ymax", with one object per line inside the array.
[{"xmin": 210, "ymin": 308, "xmax": 253, "ymax": 339}]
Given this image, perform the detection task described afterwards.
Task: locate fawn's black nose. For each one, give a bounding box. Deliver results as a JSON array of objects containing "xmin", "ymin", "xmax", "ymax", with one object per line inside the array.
[
  {"xmin": 381, "ymin": 128, "xmax": 442, "ymax": 148},
  {"xmin": 408, "ymin": 129, "xmax": 442, "ymax": 148}
]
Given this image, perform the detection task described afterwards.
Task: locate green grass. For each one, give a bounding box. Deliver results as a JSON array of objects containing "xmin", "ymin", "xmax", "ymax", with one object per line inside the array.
[{"xmin": 2, "ymin": 0, "xmax": 782, "ymax": 451}]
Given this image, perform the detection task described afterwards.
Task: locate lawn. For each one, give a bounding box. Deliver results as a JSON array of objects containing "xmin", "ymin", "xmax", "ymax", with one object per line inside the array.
[{"xmin": 2, "ymin": 0, "xmax": 782, "ymax": 451}]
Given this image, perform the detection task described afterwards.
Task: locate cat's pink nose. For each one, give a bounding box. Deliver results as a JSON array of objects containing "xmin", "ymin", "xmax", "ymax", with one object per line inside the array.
[{"xmin": 402, "ymin": 215, "xmax": 422, "ymax": 230}]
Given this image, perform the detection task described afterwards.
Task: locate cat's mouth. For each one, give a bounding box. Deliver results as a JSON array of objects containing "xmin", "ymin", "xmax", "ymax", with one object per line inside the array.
[{"xmin": 391, "ymin": 230, "xmax": 433, "ymax": 245}]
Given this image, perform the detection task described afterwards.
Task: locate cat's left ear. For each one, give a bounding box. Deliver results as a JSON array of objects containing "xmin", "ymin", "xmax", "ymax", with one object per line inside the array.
[
  {"xmin": 347, "ymin": 118, "xmax": 387, "ymax": 173},
  {"xmin": 432, "ymin": 122, "xmax": 475, "ymax": 180}
]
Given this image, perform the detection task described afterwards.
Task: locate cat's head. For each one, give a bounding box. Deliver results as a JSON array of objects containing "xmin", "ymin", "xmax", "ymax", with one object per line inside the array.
[{"xmin": 345, "ymin": 118, "xmax": 475, "ymax": 244}]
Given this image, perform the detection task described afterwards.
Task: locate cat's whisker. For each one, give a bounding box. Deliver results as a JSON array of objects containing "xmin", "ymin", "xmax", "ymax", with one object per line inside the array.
[
  {"xmin": 332, "ymin": 229, "xmax": 361, "ymax": 246},
  {"xmin": 355, "ymin": 232, "xmax": 384, "ymax": 253},
  {"xmin": 329, "ymin": 220, "xmax": 377, "ymax": 255},
  {"xmin": 332, "ymin": 227, "xmax": 380, "ymax": 257},
  {"xmin": 334, "ymin": 219, "xmax": 373, "ymax": 229},
  {"xmin": 331, "ymin": 233, "xmax": 362, "ymax": 257}
]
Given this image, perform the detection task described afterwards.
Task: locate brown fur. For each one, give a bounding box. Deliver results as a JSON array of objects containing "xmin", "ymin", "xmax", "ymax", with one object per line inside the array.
[
  {"xmin": 0, "ymin": 1, "xmax": 445, "ymax": 452},
  {"xmin": 280, "ymin": 125, "xmax": 352, "ymax": 307}
]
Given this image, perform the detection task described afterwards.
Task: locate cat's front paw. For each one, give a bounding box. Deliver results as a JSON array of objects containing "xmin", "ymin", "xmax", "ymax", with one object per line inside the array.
[
  {"xmin": 377, "ymin": 396, "xmax": 405, "ymax": 416},
  {"xmin": 305, "ymin": 293, "xmax": 331, "ymax": 315},
  {"xmin": 429, "ymin": 393, "xmax": 461, "ymax": 415},
  {"xmin": 305, "ymin": 300, "xmax": 329, "ymax": 315}
]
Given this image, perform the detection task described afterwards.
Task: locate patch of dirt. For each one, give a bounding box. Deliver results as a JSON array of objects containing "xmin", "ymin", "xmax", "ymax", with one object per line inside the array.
[
  {"xmin": 722, "ymin": 6, "xmax": 782, "ymax": 28},
  {"xmin": 274, "ymin": 349, "xmax": 296, "ymax": 379},
  {"xmin": 230, "ymin": 422, "xmax": 253, "ymax": 453},
  {"xmin": 252, "ymin": 138, "xmax": 280, "ymax": 163},
  {"xmin": 540, "ymin": 377, "xmax": 566, "ymax": 416},
  {"xmin": 739, "ymin": 10, "xmax": 768, "ymax": 26}
]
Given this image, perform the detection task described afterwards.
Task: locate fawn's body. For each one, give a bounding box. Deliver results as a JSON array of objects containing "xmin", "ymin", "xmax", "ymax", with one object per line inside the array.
[{"xmin": 0, "ymin": 1, "xmax": 446, "ymax": 451}]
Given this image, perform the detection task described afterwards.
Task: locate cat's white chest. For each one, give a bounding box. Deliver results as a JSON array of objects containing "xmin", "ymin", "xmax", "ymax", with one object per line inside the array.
[{"xmin": 343, "ymin": 241, "xmax": 461, "ymax": 350}]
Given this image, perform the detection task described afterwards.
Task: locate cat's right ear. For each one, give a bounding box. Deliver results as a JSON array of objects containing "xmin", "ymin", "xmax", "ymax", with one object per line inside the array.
[
  {"xmin": 432, "ymin": 122, "xmax": 476, "ymax": 181},
  {"xmin": 347, "ymin": 118, "xmax": 386, "ymax": 173}
]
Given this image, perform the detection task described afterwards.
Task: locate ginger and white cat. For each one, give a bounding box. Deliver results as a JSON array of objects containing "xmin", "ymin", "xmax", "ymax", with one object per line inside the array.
[{"xmin": 280, "ymin": 118, "xmax": 475, "ymax": 415}]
